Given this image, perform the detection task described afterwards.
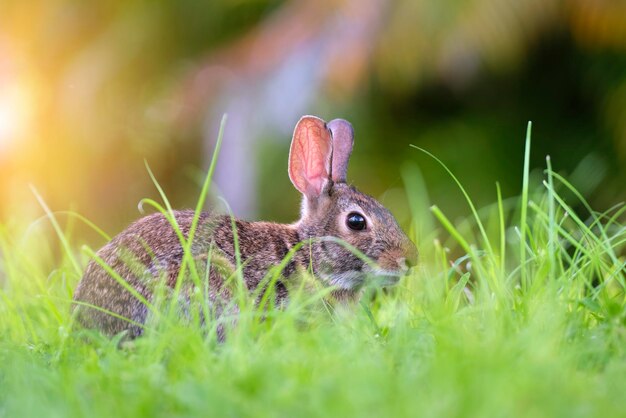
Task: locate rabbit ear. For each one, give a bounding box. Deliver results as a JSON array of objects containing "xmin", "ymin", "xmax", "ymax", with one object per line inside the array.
[
  {"xmin": 288, "ymin": 116, "xmax": 332, "ymax": 199},
  {"xmin": 327, "ymin": 119, "xmax": 354, "ymax": 183}
]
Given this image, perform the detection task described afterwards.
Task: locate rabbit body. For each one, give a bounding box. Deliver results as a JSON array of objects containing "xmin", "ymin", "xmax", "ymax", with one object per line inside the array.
[{"xmin": 73, "ymin": 116, "xmax": 417, "ymax": 337}]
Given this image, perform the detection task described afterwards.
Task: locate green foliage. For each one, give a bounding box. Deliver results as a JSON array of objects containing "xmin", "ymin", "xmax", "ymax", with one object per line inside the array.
[{"xmin": 1, "ymin": 128, "xmax": 625, "ymax": 417}]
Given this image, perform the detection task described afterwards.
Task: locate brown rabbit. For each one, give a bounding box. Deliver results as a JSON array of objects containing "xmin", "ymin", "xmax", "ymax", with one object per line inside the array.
[{"xmin": 72, "ymin": 116, "xmax": 418, "ymax": 338}]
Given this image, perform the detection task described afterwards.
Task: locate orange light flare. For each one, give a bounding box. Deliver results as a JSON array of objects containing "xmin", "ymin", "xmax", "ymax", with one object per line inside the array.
[
  {"xmin": 0, "ymin": 35, "xmax": 48, "ymax": 222},
  {"xmin": 0, "ymin": 45, "xmax": 36, "ymax": 155},
  {"xmin": 0, "ymin": 85, "xmax": 31, "ymax": 152}
]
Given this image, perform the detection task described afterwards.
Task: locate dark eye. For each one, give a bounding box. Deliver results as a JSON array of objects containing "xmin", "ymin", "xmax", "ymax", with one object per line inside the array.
[{"xmin": 346, "ymin": 212, "xmax": 366, "ymax": 231}]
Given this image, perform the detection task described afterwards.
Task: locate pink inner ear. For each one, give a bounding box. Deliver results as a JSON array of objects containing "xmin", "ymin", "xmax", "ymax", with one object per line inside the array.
[{"xmin": 289, "ymin": 116, "xmax": 332, "ymax": 198}]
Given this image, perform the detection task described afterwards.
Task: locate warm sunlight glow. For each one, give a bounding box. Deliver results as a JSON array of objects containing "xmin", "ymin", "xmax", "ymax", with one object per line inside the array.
[{"xmin": 0, "ymin": 83, "xmax": 31, "ymax": 151}]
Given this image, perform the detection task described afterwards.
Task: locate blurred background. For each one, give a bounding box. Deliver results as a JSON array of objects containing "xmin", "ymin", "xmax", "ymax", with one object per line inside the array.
[{"xmin": 0, "ymin": 0, "xmax": 625, "ymax": 244}]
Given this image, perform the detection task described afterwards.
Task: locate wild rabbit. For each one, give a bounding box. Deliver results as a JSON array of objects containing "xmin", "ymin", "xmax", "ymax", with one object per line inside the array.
[{"xmin": 73, "ymin": 116, "xmax": 418, "ymax": 338}]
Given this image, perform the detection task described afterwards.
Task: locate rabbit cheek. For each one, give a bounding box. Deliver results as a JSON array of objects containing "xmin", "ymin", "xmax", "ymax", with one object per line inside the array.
[
  {"xmin": 308, "ymin": 240, "xmax": 365, "ymax": 289},
  {"xmin": 321, "ymin": 270, "xmax": 365, "ymax": 290}
]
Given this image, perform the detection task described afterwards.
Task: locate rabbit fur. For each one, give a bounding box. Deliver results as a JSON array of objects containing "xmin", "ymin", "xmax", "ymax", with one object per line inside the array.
[{"xmin": 73, "ymin": 116, "xmax": 418, "ymax": 338}]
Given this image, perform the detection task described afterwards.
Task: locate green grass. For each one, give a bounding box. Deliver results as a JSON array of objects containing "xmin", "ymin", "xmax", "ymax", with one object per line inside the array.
[{"xmin": 1, "ymin": 125, "xmax": 625, "ymax": 418}]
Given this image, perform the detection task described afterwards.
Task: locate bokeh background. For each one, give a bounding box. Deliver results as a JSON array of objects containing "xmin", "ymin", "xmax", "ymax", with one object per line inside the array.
[{"xmin": 1, "ymin": 0, "xmax": 625, "ymax": 243}]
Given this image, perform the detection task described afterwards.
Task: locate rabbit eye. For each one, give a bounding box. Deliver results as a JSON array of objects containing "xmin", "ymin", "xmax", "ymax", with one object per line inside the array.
[{"xmin": 346, "ymin": 212, "xmax": 366, "ymax": 231}]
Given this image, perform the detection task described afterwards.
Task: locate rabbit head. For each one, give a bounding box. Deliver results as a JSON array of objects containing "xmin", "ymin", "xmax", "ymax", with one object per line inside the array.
[{"xmin": 288, "ymin": 116, "xmax": 418, "ymax": 290}]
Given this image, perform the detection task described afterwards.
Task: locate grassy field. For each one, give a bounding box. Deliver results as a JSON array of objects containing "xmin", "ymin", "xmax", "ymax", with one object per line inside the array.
[{"xmin": 1, "ymin": 127, "xmax": 625, "ymax": 418}]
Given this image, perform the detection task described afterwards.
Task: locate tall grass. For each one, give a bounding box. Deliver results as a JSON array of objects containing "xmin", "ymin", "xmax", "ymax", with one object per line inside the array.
[{"xmin": 0, "ymin": 125, "xmax": 625, "ymax": 418}]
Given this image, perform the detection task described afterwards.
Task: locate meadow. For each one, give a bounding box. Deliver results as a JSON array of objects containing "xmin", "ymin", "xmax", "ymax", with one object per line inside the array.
[{"xmin": 0, "ymin": 125, "xmax": 624, "ymax": 418}]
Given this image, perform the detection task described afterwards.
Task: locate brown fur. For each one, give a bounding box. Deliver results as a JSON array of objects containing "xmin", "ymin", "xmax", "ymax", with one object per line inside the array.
[{"xmin": 72, "ymin": 116, "xmax": 418, "ymax": 338}]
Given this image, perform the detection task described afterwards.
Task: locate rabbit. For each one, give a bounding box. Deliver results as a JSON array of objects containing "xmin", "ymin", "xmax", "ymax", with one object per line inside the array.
[{"xmin": 72, "ymin": 115, "xmax": 418, "ymax": 338}]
